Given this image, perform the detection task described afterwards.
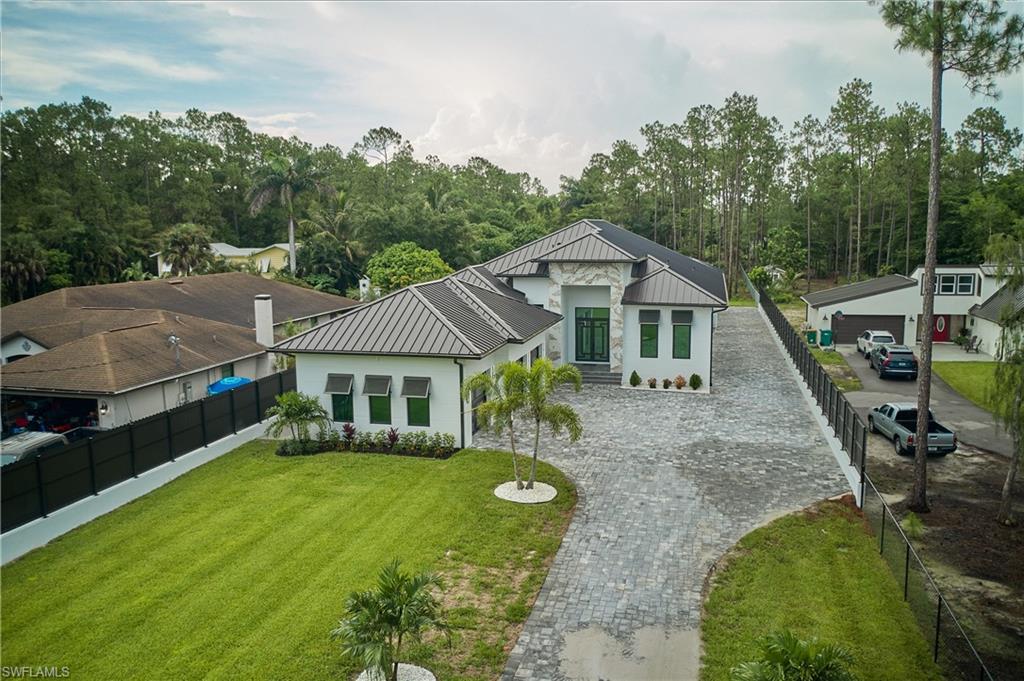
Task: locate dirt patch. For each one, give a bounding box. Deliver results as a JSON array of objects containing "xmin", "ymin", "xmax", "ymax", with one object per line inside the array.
[{"xmin": 866, "ymin": 436, "xmax": 1024, "ymax": 679}]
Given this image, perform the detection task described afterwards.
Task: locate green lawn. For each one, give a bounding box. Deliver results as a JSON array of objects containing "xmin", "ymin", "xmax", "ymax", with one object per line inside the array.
[
  {"xmin": 0, "ymin": 442, "xmax": 576, "ymax": 681},
  {"xmin": 701, "ymin": 501, "xmax": 941, "ymax": 681},
  {"xmin": 933, "ymin": 361, "xmax": 998, "ymax": 413}
]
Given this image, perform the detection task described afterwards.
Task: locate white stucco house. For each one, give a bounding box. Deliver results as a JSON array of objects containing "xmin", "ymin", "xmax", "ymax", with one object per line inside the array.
[
  {"xmin": 275, "ymin": 219, "xmax": 729, "ymax": 447},
  {"xmin": 801, "ymin": 264, "xmax": 1009, "ymax": 350}
]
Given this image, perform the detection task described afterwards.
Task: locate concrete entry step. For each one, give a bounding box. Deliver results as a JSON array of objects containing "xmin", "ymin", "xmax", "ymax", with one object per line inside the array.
[{"xmin": 571, "ymin": 363, "xmax": 622, "ymax": 385}]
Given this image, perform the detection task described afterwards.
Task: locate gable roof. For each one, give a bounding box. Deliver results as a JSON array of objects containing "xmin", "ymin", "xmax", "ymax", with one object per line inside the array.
[
  {"xmin": 275, "ymin": 275, "xmax": 561, "ymax": 358},
  {"xmin": 0, "ymin": 311, "xmax": 265, "ymax": 395},
  {"xmin": 451, "ymin": 265, "xmax": 526, "ymax": 301},
  {"xmin": 970, "ymin": 284, "xmax": 1022, "ymax": 324},
  {"xmin": 535, "ymin": 232, "xmax": 639, "ymax": 263},
  {"xmin": 622, "ymin": 263, "xmax": 726, "ymax": 307},
  {"xmin": 801, "ymin": 275, "xmax": 917, "ymax": 308},
  {"xmin": 482, "ymin": 219, "xmax": 728, "ymax": 303},
  {"xmin": 2, "ymin": 274, "xmax": 356, "ymax": 345}
]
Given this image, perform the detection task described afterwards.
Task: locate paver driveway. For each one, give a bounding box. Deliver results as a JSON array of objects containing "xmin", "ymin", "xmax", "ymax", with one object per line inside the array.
[{"xmin": 475, "ymin": 307, "xmax": 848, "ymax": 681}]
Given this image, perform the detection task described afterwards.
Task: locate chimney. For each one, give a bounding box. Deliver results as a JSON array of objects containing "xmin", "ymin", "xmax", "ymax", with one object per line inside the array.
[{"xmin": 254, "ymin": 294, "xmax": 274, "ymax": 347}]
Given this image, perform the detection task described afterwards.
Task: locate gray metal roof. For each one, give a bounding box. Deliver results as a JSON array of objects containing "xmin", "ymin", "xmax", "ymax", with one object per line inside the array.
[
  {"xmin": 482, "ymin": 219, "xmax": 727, "ymax": 303},
  {"xmin": 535, "ymin": 233, "xmax": 639, "ymax": 263},
  {"xmin": 451, "ymin": 265, "xmax": 526, "ymax": 300},
  {"xmin": 801, "ymin": 275, "xmax": 917, "ymax": 308},
  {"xmin": 621, "ymin": 266, "xmax": 726, "ymax": 307},
  {"xmin": 275, "ymin": 274, "xmax": 562, "ymax": 358},
  {"xmin": 970, "ymin": 284, "xmax": 1022, "ymax": 324}
]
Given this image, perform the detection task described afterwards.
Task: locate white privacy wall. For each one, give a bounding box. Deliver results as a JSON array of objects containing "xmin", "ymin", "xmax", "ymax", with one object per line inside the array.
[
  {"xmin": 968, "ymin": 315, "xmax": 1003, "ymax": 356},
  {"xmin": 620, "ymin": 306, "xmax": 713, "ymax": 386}
]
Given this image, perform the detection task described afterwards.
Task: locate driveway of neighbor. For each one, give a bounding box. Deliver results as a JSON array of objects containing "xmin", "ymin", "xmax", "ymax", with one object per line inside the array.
[
  {"xmin": 835, "ymin": 345, "xmax": 1009, "ymax": 458},
  {"xmin": 475, "ymin": 307, "xmax": 848, "ymax": 681}
]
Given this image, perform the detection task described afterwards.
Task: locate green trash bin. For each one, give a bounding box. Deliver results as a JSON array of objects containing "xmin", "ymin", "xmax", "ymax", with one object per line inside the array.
[
  {"xmin": 806, "ymin": 329, "xmax": 818, "ymax": 345},
  {"xmin": 820, "ymin": 329, "xmax": 834, "ymax": 347}
]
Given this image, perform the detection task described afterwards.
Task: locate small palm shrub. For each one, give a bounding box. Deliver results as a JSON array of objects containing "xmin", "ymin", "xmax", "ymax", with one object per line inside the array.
[
  {"xmin": 689, "ymin": 373, "xmax": 703, "ymax": 390},
  {"xmin": 629, "ymin": 370, "xmax": 642, "ymax": 387},
  {"xmin": 332, "ymin": 559, "xmax": 451, "ymax": 681},
  {"xmin": 647, "ymin": 377, "xmax": 657, "ymax": 388},
  {"xmin": 730, "ymin": 630, "xmax": 856, "ymax": 681},
  {"xmin": 674, "ymin": 374, "xmax": 687, "ymax": 390}
]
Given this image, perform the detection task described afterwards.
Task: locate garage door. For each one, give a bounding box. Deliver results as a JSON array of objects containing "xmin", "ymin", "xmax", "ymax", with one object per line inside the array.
[{"xmin": 831, "ymin": 315, "xmax": 905, "ymax": 344}]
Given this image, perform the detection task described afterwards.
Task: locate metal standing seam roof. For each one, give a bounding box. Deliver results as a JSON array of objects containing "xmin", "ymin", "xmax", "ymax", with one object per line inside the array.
[
  {"xmin": 483, "ymin": 221, "xmax": 595, "ymax": 277},
  {"xmin": 274, "ymin": 274, "xmax": 562, "ymax": 358},
  {"xmin": 801, "ymin": 275, "xmax": 918, "ymax": 308},
  {"xmin": 621, "ymin": 266, "xmax": 727, "ymax": 307},
  {"xmin": 534, "ymin": 232, "xmax": 640, "ymax": 263},
  {"xmin": 451, "ymin": 266, "xmax": 526, "ymax": 300},
  {"xmin": 969, "ymin": 284, "xmax": 1023, "ymax": 324}
]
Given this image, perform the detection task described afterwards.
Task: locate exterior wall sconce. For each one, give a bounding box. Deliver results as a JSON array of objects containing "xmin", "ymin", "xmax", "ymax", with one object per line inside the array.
[
  {"xmin": 99, "ymin": 401, "xmax": 109, "ymax": 416},
  {"xmin": 909, "ymin": 316, "xmax": 916, "ymax": 322},
  {"xmin": 822, "ymin": 314, "xmax": 828, "ymax": 321}
]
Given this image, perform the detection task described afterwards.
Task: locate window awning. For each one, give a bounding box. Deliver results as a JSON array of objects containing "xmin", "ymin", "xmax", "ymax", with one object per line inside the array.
[
  {"xmin": 400, "ymin": 377, "xmax": 431, "ymax": 399},
  {"xmin": 324, "ymin": 373, "xmax": 353, "ymax": 394},
  {"xmin": 639, "ymin": 310, "xmax": 661, "ymax": 324},
  {"xmin": 363, "ymin": 375, "xmax": 392, "ymax": 396},
  {"xmin": 672, "ymin": 310, "xmax": 693, "ymax": 324}
]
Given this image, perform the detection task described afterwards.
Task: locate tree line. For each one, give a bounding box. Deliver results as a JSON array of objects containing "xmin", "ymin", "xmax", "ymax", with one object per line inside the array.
[{"xmin": 1, "ymin": 84, "xmax": 1021, "ymax": 303}]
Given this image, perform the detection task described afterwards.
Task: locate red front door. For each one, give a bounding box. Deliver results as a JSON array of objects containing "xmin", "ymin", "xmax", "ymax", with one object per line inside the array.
[{"xmin": 933, "ymin": 314, "xmax": 950, "ymax": 342}]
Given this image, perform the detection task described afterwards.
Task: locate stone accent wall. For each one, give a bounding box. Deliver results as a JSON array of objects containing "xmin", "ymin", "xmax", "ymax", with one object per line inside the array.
[{"xmin": 547, "ymin": 263, "xmax": 628, "ymax": 371}]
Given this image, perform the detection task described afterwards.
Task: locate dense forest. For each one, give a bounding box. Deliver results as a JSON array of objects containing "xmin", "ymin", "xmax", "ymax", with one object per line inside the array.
[{"xmin": 1, "ymin": 84, "xmax": 1021, "ymax": 304}]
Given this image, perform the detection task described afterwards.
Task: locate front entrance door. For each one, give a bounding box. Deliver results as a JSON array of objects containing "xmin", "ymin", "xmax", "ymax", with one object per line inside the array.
[
  {"xmin": 933, "ymin": 314, "xmax": 950, "ymax": 342},
  {"xmin": 575, "ymin": 308, "xmax": 610, "ymax": 362}
]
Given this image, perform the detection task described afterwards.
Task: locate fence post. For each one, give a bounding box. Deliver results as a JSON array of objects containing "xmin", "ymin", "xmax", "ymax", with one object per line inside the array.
[
  {"xmin": 128, "ymin": 425, "xmax": 138, "ymax": 477},
  {"xmin": 87, "ymin": 437, "xmax": 98, "ymax": 495},
  {"xmin": 200, "ymin": 399, "xmax": 209, "ymax": 447},
  {"xmin": 230, "ymin": 389, "xmax": 238, "ymax": 434},
  {"xmin": 879, "ymin": 508, "xmax": 886, "ymax": 553},
  {"xmin": 166, "ymin": 411, "xmax": 175, "ymax": 462},
  {"xmin": 278, "ymin": 371, "xmax": 285, "ymax": 395},
  {"xmin": 255, "ymin": 380, "xmax": 262, "ymax": 423},
  {"xmin": 34, "ymin": 455, "xmax": 48, "ymax": 517},
  {"xmin": 904, "ymin": 543, "xmax": 911, "ymax": 600},
  {"xmin": 934, "ymin": 598, "xmax": 942, "ymax": 662}
]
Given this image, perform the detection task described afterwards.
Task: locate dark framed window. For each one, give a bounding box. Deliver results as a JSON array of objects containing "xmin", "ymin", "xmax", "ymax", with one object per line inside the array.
[
  {"xmin": 673, "ymin": 324, "xmax": 692, "ymax": 359},
  {"xmin": 956, "ymin": 274, "xmax": 974, "ymax": 295},
  {"xmin": 222, "ymin": 363, "xmax": 234, "ymax": 379},
  {"xmin": 640, "ymin": 324, "xmax": 658, "ymax": 358},
  {"xmin": 332, "ymin": 393, "xmax": 353, "ymax": 422},
  {"xmin": 369, "ymin": 396, "xmax": 391, "ymax": 424},
  {"xmin": 407, "ymin": 398, "xmax": 430, "ymax": 426}
]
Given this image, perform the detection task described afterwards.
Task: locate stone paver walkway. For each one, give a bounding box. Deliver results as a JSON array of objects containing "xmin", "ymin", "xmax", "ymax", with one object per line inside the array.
[{"xmin": 475, "ymin": 307, "xmax": 848, "ymax": 680}]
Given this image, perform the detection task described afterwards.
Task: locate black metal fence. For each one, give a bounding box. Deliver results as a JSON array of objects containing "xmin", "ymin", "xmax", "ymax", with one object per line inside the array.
[
  {"xmin": 1, "ymin": 369, "xmax": 296, "ymax": 533},
  {"xmin": 862, "ymin": 478, "xmax": 994, "ymax": 680},
  {"xmin": 744, "ymin": 273, "xmax": 994, "ymax": 680},
  {"xmin": 753, "ymin": 283, "xmax": 868, "ymax": 491}
]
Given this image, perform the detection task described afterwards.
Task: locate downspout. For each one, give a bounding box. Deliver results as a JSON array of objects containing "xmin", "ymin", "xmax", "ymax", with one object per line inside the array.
[
  {"xmin": 454, "ymin": 359, "xmax": 465, "ymax": 449},
  {"xmin": 710, "ymin": 312, "xmax": 715, "ymax": 387}
]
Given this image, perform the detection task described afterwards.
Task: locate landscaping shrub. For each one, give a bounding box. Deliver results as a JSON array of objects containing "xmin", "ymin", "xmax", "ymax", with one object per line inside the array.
[
  {"xmin": 647, "ymin": 377, "xmax": 657, "ymax": 388},
  {"xmin": 674, "ymin": 374, "xmax": 687, "ymax": 390},
  {"xmin": 316, "ymin": 428, "xmax": 342, "ymax": 452},
  {"xmin": 386, "ymin": 427, "xmax": 400, "ymax": 449},
  {"xmin": 347, "ymin": 428, "xmax": 457, "ymax": 458},
  {"xmin": 341, "ymin": 422, "xmax": 356, "ymax": 449},
  {"xmin": 662, "ymin": 378, "xmax": 672, "ymax": 389},
  {"xmin": 629, "ymin": 370, "xmax": 642, "ymax": 387},
  {"xmin": 689, "ymin": 373, "xmax": 703, "ymax": 390},
  {"xmin": 276, "ymin": 438, "xmax": 320, "ymax": 457}
]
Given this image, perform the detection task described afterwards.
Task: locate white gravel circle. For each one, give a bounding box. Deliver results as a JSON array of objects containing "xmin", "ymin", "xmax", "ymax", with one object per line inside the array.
[
  {"xmin": 494, "ymin": 481, "xmax": 558, "ymax": 504},
  {"xmin": 356, "ymin": 664, "xmax": 436, "ymax": 681}
]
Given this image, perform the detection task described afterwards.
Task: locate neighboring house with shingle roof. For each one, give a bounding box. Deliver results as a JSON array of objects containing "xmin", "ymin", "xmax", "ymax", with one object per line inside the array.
[
  {"xmin": 1, "ymin": 274, "xmax": 356, "ymax": 432},
  {"xmin": 152, "ymin": 242, "xmax": 297, "ymax": 275},
  {"xmin": 274, "ymin": 219, "xmax": 727, "ymax": 448},
  {"xmin": 968, "ymin": 284, "xmax": 1023, "ymax": 356}
]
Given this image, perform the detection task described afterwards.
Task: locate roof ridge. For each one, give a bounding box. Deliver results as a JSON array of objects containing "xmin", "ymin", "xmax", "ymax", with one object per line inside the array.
[
  {"xmin": 482, "ymin": 220, "xmax": 596, "ymax": 269},
  {"xmin": 531, "ymin": 230, "xmax": 639, "ymax": 262},
  {"xmin": 446, "ymin": 278, "xmax": 519, "ymax": 339},
  {"xmin": 408, "ymin": 284, "xmax": 482, "ymax": 355}
]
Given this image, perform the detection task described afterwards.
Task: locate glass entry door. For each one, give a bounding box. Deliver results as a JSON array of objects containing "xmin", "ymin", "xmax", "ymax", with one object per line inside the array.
[{"xmin": 575, "ymin": 308, "xmax": 610, "ymax": 362}]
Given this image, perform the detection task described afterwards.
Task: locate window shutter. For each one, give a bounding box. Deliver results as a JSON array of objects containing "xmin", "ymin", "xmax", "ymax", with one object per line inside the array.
[
  {"xmin": 671, "ymin": 310, "xmax": 693, "ymax": 324},
  {"xmin": 324, "ymin": 374, "xmax": 353, "ymax": 394},
  {"xmin": 638, "ymin": 310, "xmax": 660, "ymax": 323}
]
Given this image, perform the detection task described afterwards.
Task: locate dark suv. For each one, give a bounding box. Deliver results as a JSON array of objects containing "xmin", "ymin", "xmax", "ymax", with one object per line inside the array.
[{"xmin": 870, "ymin": 345, "xmax": 919, "ymax": 380}]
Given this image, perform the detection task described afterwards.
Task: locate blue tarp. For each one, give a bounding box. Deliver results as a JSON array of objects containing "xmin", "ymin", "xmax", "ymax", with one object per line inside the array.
[{"xmin": 207, "ymin": 376, "xmax": 253, "ymax": 395}]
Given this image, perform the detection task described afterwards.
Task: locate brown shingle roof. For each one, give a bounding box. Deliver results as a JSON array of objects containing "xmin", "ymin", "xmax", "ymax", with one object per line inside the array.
[
  {"xmin": 0, "ymin": 311, "xmax": 265, "ymax": 394},
  {"xmin": 1, "ymin": 273, "xmax": 356, "ymax": 346}
]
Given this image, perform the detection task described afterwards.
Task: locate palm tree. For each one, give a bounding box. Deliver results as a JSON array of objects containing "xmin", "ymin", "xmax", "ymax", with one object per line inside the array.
[
  {"xmin": 1, "ymin": 238, "xmax": 47, "ymax": 302},
  {"xmin": 299, "ymin": 191, "xmax": 363, "ymax": 270},
  {"xmin": 160, "ymin": 223, "xmax": 213, "ymax": 276},
  {"xmin": 462, "ymin": 362, "xmax": 529, "ymax": 489},
  {"xmin": 521, "ymin": 358, "xmax": 582, "ymax": 489},
  {"xmin": 730, "ymin": 631, "xmax": 857, "ymax": 681},
  {"xmin": 247, "ymin": 153, "xmax": 333, "ymax": 274},
  {"xmin": 332, "ymin": 559, "xmax": 450, "ymax": 681},
  {"xmin": 264, "ymin": 391, "xmax": 331, "ymax": 441}
]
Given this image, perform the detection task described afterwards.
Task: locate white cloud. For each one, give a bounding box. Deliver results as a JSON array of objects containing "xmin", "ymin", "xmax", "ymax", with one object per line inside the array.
[{"xmin": 82, "ymin": 48, "xmax": 220, "ymax": 82}]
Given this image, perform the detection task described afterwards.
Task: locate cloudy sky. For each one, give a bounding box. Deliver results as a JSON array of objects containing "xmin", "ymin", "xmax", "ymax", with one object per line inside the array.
[{"xmin": 3, "ymin": 1, "xmax": 1022, "ymax": 189}]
